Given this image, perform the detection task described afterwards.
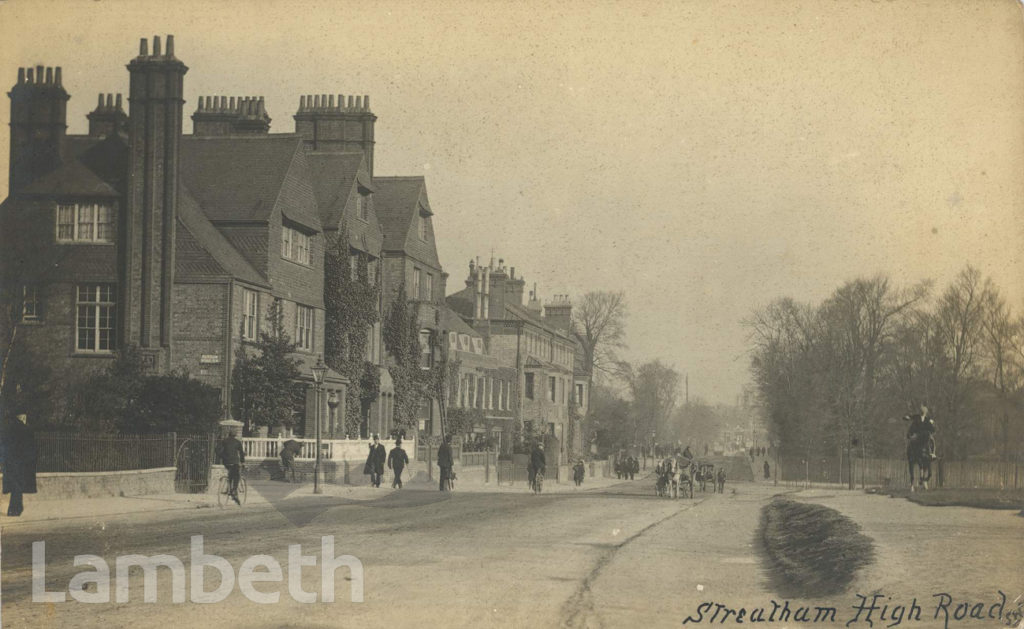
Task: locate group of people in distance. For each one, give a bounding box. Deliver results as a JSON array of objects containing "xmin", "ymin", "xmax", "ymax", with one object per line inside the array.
[{"xmin": 614, "ymin": 455, "xmax": 640, "ymax": 480}]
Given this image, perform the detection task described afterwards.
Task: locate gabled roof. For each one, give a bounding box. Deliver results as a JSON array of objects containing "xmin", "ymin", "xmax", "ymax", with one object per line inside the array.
[
  {"xmin": 175, "ymin": 186, "xmax": 269, "ymax": 287},
  {"xmin": 439, "ymin": 305, "xmax": 481, "ymax": 339},
  {"xmin": 373, "ymin": 176, "xmax": 440, "ymax": 268},
  {"xmin": 179, "ymin": 135, "xmax": 321, "ymax": 231},
  {"xmin": 306, "ymin": 151, "xmax": 373, "ymax": 229},
  {"xmin": 20, "ymin": 158, "xmax": 119, "ymax": 197}
]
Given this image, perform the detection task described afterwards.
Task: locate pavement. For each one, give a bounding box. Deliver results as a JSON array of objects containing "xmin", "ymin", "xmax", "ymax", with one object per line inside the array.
[
  {"xmin": 0, "ymin": 466, "xmax": 629, "ymax": 528},
  {"xmin": 1, "ymin": 475, "xmax": 1019, "ymax": 629}
]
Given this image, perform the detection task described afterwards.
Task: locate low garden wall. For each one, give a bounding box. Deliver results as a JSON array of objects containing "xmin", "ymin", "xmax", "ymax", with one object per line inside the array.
[{"xmin": 1, "ymin": 467, "xmax": 177, "ymax": 500}]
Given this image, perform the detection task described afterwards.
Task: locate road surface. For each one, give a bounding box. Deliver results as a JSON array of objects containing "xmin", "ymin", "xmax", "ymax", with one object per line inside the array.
[{"xmin": 1, "ymin": 476, "xmax": 1020, "ymax": 628}]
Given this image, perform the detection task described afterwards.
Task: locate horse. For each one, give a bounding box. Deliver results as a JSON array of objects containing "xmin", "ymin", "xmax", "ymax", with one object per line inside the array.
[{"xmin": 907, "ymin": 436, "xmax": 933, "ymax": 491}]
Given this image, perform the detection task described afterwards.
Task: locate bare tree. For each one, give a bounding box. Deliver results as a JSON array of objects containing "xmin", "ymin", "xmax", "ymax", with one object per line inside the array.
[
  {"xmin": 571, "ymin": 290, "xmax": 627, "ymax": 381},
  {"xmin": 620, "ymin": 360, "xmax": 680, "ymax": 448}
]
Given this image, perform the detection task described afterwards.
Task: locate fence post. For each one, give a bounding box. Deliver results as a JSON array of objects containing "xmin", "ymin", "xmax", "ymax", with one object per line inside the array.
[{"xmin": 485, "ymin": 450, "xmax": 490, "ymax": 484}]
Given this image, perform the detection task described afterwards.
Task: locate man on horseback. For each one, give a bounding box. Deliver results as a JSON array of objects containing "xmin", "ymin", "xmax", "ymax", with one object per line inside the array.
[
  {"xmin": 905, "ymin": 405, "xmax": 937, "ymax": 460},
  {"xmin": 904, "ymin": 404, "xmax": 937, "ymax": 490}
]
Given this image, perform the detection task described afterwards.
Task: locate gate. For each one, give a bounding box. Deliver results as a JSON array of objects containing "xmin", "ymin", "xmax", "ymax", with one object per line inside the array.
[{"xmin": 174, "ymin": 433, "xmax": 216, "ymax": 493}]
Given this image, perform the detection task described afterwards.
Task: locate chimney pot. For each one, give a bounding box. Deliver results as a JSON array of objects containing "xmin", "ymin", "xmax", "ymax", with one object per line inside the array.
[
  {"xmin": 328, "ymin": 94, "xmax": 334, "ymax": 108},
  {"xmin": 140, "ymin": 38, "xmax": 148, "ymax": 56},
  {"xmin": 45, "ymin": 67, "xmax": 53, "ymax": 84},
  {"xmin": 17, "ymin": 67, "xmax": 25, "ymax": 84},
  {"xmin": 348, "ymin": 95, "xmax": 354, "ymax": 108},
  {"xmin": 54, "ymin": 67, "xmax": 62, "ymax": 87},
  {"xmin": 166, "ymin": 34, "xmax": 174, "ymax": 57},
  {"xmin": 97, "ymin": 93, "xmax": 105, "ymax": 108},
  {"xmin": 355, "ymin": 95, "xmax": 362, "ymax": 109},
  {"xmin": 153, "ymin": 35, "xmax": 161, "ymax": 56},
  {"xmin": 116, "ymin": 93, "xmax": 122, "ymax": 109},
  {"xmin": 26, "ymin": 68, "xmax": 34, "ymax": 83},
  {"xmin": 35, "ymin": 65, "xmax": 43, "ymax": 83},
  {"xmin": 299, "ymin": 95, "xmax": 306, "ymax": 111},
  {"xmin": 229, "ymin": 96, "xmax": 236, "ymax": 111},
  {"xmin": 314, "ymin": 94, "xmax": 321, "ymax": 109},
  {"xmin": 107, "ymin": 93, "xmax": 114, "ymax": 108},
  {"xmin": 364, "ymin": 94, "xmax": 370, "ymax": 110}
]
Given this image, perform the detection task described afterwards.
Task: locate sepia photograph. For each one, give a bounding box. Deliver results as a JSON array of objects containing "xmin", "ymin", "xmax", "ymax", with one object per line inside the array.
[{"xmin": 0, "ymin": 0, "xmax": 1022, "ymax": 627}]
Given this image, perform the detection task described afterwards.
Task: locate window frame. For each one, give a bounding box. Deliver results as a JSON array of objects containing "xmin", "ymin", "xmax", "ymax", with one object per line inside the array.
[
  {"xmin": 21, "ymin": 285, "xmax": 40, "ymax": 322},
  {"xmin": 549, "ymin": 376, "xmax": 557, "ymax": 402},
  {"xmin": 411, "ymin": 267, "xmax": 421, "ymax": 300},
  {"xmin": 295, "ymin": 304, "xmax": 314, "ymax": 352},
  {"xmin": 75, "ymin": 283, "xmax": 116, "ymax": 354},
  {"xmin": 525, "ymin": 372, "xmax": 535, "ymax": 400},
  {"xmin": 56, "ymin": 202, "xmax": 115, "ymax": 244},
  {"xmin": 242, "ymin": 289, "xmax": 259, "ymax": 341},
  {"xmin": 281, "ymin": 224, "xmax": 311, "ymax": 265}
]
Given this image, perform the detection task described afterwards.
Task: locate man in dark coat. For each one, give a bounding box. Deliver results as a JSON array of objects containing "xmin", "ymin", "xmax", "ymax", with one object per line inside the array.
[
  {"xmin": 437, "ymin": 435, "xmax": 454, "ymax": 491},
  {"xmin": 388, "ymin": 438, "xmax": 410, "ymax": 489},
  {"xmin": 3, "ymin": 414, "xmax": 37, "ymax": 516},
  {"xmin": 365, "ymin": 434, "xmax": 386, "ymax": 488},
  {"xmin": 716, "ymin": 468, "xmax": 726, "ymax": 493},
  {"xmin": 215, "ymin": 430, "xmax": 245, "ymax": 505},
  {"xmin": 764, "ymin": 460, "xmax": 771, "ymax": 480},
  {"xmin": 280, "ymin": 439, "xmax": 301, "ymax": 483}
]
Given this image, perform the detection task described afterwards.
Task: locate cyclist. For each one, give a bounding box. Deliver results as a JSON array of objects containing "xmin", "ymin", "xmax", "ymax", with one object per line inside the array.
[
  {"xmin": 216, "ymin": 430, "xmax": 245, "ymax": 505},
  {"xmin": 528, "ymin": 441, "xmax": 546, "ymax": 493}
]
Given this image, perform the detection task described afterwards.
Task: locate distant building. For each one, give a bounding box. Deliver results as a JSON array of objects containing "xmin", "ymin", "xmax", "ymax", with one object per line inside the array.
[{"xmin": 448, "ymin": 258, "xmax": 589, "ymax": 463}]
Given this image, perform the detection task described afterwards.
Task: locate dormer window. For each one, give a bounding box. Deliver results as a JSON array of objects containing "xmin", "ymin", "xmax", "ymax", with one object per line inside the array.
[
  {"xmin": 417, "ymin": 209, "xmax": 428, "ymax": 241},
  {"xmin": 57, "ymin": 202, "xmax": 115, "ymax": 243},
  {"xmin": 356, "ymin": 192, "xmax": 370, "ymax": 221},
  {"xmin": 281, "ymin": 224, "xmax": 311, "ymax": 265}
]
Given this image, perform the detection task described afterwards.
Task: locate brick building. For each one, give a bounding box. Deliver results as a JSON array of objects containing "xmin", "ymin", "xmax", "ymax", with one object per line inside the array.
[
  {"xmin": 447, "ymin": 258, "xmax": 590, "ymax": 463},
  {"xmin": 0, "ymin": 35, "xmax": 419, "ymax": 436}
]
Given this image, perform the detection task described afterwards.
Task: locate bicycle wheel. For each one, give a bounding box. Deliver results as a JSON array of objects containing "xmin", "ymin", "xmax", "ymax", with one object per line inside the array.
[
  {"xmin": 237, "ymin": 476, "xmax": 247, "ymax": 505},
  {"xmin": 217, "ymin": 476, "xmax": 228, "ymax": 509}
]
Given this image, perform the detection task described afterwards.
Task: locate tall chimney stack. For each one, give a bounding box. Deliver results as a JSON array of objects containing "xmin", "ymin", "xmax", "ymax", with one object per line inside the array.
[
  {"xmin": 7, "ymin": 65, "xmax": 69, "ymax": 192},
  {"xmin": 125, "ymin": 34, "xmax": 188, "ymax": 370}
]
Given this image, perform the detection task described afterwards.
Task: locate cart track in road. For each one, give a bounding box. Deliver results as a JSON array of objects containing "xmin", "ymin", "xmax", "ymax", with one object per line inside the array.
[{"xmin": 561, "ymin": 494, "xmax": 711, "ymax": 628}]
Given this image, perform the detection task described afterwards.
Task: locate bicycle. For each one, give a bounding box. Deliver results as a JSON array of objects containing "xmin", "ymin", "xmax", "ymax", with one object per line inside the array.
[
  {"xmin": 217, "ymin": 465, "xmax": 247, "ymax": 508},
  {"xmin": 531, "ymin": 469, "xmax": 544, "ymax": 494}
]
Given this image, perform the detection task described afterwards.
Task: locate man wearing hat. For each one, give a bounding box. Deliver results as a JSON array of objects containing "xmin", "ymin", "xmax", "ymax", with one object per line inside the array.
[
  {"xmin": 365, "ymin": 434, "xmax": 387, "ymax": 488},
  {"xmin": 437, "ymin": 434, "xmax": 454, "ymax": 491},
  {"xmin": 388, "ymin": 438, "xmax": 409, "ymax": 489}
]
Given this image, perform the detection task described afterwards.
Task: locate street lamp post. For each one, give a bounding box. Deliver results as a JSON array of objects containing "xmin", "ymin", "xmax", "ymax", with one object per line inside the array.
[{"xmin": 311, "ymin": 356, "xmax": 328, "ymax": 495}]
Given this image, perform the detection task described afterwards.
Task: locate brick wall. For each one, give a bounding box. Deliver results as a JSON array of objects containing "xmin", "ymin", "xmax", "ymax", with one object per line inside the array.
[{"xmin": 170, "ymin": 282, "xmax": 229, "ymax": 392}]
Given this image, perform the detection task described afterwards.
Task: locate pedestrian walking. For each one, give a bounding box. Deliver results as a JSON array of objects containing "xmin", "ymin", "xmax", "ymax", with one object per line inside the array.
[
  {"xmin": 716, "ymin": 468, "xmax": 726, "ymax": 493},
  {"xmin": 630, "ymin": 456, "xmax": 639, "ymax": 480},
  {"xmin": 763, "ymin": 460, "xmax": 771, "ymax": 480},
  {"xmin": 528, "ymin": 441, "xmax": 546, "ymax": 493},
  {"xmin": 437, "ymin": 435, "xmax": 454, "ymax": 491},
  {"xmin": 388, "ymin": 438, "xmax": 409, "ymax": 489},
  {"xmin": 2, "ymin": 413, "xmax": 37, "ymax": 517},
  {"xmin": 573, "ymin": 459, "xmax": 585, "ymax": 486},
  {"xmin": 365, "ymin": 434, "xmax": 386, "ymax": 488},
  {"xmin": 215, "ymin": 430, "xmax": 245, "ymax": 505}
]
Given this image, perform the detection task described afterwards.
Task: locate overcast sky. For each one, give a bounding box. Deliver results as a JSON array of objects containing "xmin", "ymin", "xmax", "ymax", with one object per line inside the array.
[{"xmin": 2, "ymin": 0, "xmax": 1022, "ymax": 404}]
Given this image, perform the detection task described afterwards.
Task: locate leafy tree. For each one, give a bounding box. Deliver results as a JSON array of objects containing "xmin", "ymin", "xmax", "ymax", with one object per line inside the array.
[{"xmin": 231, "ymin": 300, "xmax": 304, "ymax": 434}]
